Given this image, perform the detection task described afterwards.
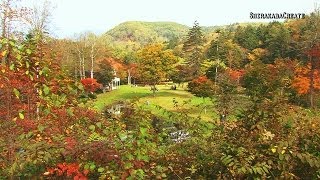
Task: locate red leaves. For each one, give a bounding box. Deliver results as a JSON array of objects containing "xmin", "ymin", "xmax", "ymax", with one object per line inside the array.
[
  {"xmin": 65, "ymin": 137, "xmax": 77, "ymax": 150},
  {"xmin": 80, "ymin": 78, "xmax": 102, "ymax": 93},
  {"xmin": 15, "ymin": 119, "xmax": 37, "ymax": 132},
  {"xmin": 192, "ymin": 76, "xmax": 209, "ymax": 84},
  {"xmin": 188, "ymin": 76, "xmax": 215, "ymax": 97},
  {"xmin": 45, "ymin": 162, "xmax": 88, "ymax": 179},
  {"xmin": 226, "ymin": 69, "xmax": 244, "ymax": 82},
  {"xmin": 305, "ymin": 44, "xmax": 320, "ymax": 57}
]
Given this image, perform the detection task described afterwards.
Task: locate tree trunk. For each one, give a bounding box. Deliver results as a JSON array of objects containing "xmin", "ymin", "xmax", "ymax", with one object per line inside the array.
[
  {"xmin": 1, "ymin": 15, "xmax": 6, "ymax": 38},
  {"xmin": 215, "ymin": 66, "xmax": 218, "ymax": 94},
  {"xmin": 5, "ymin": 47, "xmax": 11, "ymax": 121},
  {"xmin": 128, "ymin": 70, "xmax": 131, "ymax": 85},
  {"xmin": 77, "ymin": 50, "xmax": 82, "ymax": 79},
  {"xmin": 82, "ymin": 57, "xmax": 85, "ymax": 79},
  {"xmin": 74, "ymin": 63, "xmax": 77, "ymax": 79},
  {"xmin": 90, "ymin": 56, "xmax": 94, "ymax": 79},
  {"xmin": 90, "ymin": 42, "xmax": 95, "ymax": 79},
  {"xmin": 153, "ymin": 84, "xmax": 156, "ymax": 97},
  {"xmin": 1, "ymin": 0, "xmax": 8, "ymax": 39}
]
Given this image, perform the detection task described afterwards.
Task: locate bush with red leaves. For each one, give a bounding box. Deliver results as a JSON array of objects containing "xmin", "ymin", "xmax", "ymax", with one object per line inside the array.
[
  {"xmin": 45, "ymin": 163, "xmax": 89, "ymax": 180},
  {"xmin": 187, "ymin": 76, "xmax": 215, "ymax": 97},
  {"xmin": 80, "ymin": 78, "xmax": 102, "ymax": 93}
]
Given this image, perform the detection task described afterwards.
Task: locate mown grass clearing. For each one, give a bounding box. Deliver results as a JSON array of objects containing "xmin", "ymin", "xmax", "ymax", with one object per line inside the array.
[
  {"xmin": 93, "ymin": 85, "xmax": 218, "ymax": 121},
  {"xmin": 93, "ymin": 85, "xmax": 151, "ymax": 110}
]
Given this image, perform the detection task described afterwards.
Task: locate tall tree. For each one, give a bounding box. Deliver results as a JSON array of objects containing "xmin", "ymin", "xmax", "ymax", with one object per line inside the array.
[
  {"xmin": 137, "ymin": 43, "xmax": 178, "ymax": 95},
  {"xmin": 263, "ymin": 22, "xmax": 291, "ymax": 63},
  {"xmin": 71, "ymin": 32, "xmax": 105, "ymax": 80},
  {"xmin": 205, "ymin": 30, "xmax": 240, "ymax": 93},
  {"xmin": 183, "ymin": 21, "xmax": 204, "ymax": 79},
  {"xmin": 297, "ymin": 9, "xmax": 320, "ymax": 108},
  {"xmin": 25, "ymin": 0, "xmax": 52, "ymax": 37},
  {"xmin": 234, "ymin": 25, "xmax": 260, "ymax": 51},
  {"xmin": 74, "ymin": 34, "xmax": 87, "ymax": 80},
  {"xmin": 0, "ymin": 0, "xmax": 28, "ymax": 38},
  {"xmin": 1, "ymin": 0, "xmax": 29, "ymax": 65},
  {"xmin": 95, "ymin": 58, "xmax": 115, "ymax": 86},
  {"xmin": 207, "ymin": 37, "xmax": 245, "ymax": 69},
  {"xmin": 87, "ymin": 33, "xmax": 98, "ymax": 79}
]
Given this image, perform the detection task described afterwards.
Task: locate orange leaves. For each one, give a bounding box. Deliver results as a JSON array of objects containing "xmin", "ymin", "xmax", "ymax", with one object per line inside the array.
[
  {"xmin": 100, "ymin": 57, "xmax": 126, "ymax": 72},
  {"xmin": 226, "ymin": 68, "xmax": 244, "ymax": 82},
  {"xmin": 292, "ymin": 76, "xmax": 310, "ymax": 94},
  {"xmin": 292, "ymin": 64, "xmax": 320, "ymax": 94},
  {"xmin": 193, "ymin": 76, "xmax": 209, "ymax": 84},
  {"xmin": 45, "ymin": 163, "xmax": 88, "ymax": 179}
]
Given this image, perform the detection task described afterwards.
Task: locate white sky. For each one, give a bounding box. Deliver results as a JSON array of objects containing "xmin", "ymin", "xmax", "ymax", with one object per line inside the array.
[{"xmin": 42, "ymin": 0, "xmax": 319, "ymax": 38}]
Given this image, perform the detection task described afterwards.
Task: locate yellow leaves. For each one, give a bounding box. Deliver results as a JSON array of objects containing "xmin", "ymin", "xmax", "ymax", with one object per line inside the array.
[
  {"xmin": 19, "ymin": 112, "xmax": 24, "ymax": 119},
  {"xmin": 1, "ymin": 50, "xmax": 7, "ymax": 57},
  {"xmin": 262, "ymin": 129, "xmax": 275, "ymax": 141},
  {"xmin": 271, "ymin": 146, "xmax": 287, "ymax": 154},
  {"xmin": 247, "ymin": 53, "xmax": 256, "ymax": 62},
  {"xmin": 247, "ymin": 48, "xmax": 268, "ymax": 61},
  {"xmin": 121, "ymin": 124, "xmax": 126, "ymax": 129},
  {"xmin": 271, "ymin": 146, "xmax": 291, "ymax": 155},
  {"xmin": 137, "ymin": 43, "xmax": 178, "ymax": 83},
  {"xmin": 35, "ymin": 134, "xmax": 43, "ymax": 142}
]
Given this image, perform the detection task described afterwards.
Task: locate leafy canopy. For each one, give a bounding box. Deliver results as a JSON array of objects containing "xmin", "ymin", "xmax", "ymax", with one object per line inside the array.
[{"xmin": 137, "ymin": 43, "xmax": 178, "ymax": 85}]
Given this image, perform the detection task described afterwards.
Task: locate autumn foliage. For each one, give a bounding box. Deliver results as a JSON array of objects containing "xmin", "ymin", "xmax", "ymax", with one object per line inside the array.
[
  {"xmin": 188, "ymin": 76, "xmax": 215, "ymax": 97},
  {"xmin": 46, "ymin": 163, "xmax": 89, "ymax": 179},
  {"xmin": 226, "ymin": 68, "xmax": 245, "ymax": 83},
  {"xmin": 80, "ymin": 78, "xmax": 102, "ymax": 93},
  {"xmin": 2, "ymin": 4, "xmax": 320, "ymax": 179},
  {"xmin": 292, "ymin": 64, "xmax": 320, "ymax": 94}
]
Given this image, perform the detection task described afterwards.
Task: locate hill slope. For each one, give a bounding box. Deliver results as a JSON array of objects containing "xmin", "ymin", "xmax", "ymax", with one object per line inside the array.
[
  {"xmin": 102, "ymin": 21, "xmax": 266, "ymax": 60},
  {"xmin": 102, "ymin": 21, "xmax": 221, "ymax": 60},
  {"xmin": 104, "ymin": 21, "xmax": 190, "ymax": 44}
]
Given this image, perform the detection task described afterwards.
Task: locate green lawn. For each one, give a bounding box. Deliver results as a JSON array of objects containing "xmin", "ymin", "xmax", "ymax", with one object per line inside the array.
[
  {"xmin": 93, "ymin": 85, "xmax": 151, "ymax": 110},
  {"xmin": 93, "ymin": 85, "xmax": 218, "ymax": 121}
]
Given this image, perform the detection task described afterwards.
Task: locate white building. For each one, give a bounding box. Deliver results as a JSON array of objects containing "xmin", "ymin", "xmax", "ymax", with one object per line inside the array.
[{"xmin": 111, "ymin": 77, "xmax": 120, "ymax": 90}]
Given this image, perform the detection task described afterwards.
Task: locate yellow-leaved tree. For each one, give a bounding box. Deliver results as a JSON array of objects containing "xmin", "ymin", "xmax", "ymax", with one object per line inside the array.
[{"xmin": 137, "ymin": 43, "xmax": 178, "ymax": 95}]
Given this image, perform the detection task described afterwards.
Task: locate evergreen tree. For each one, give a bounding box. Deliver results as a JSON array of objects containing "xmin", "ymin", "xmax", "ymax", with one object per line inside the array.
[
  {"xmin": 183, "ymin": 21, "xmax": 205, "ymax": 79},
  {"xmin": 263, "ymin": 22, "xmax": 291, "ymax": 62},
  {"xmin": 234, "ymin": 25, "xmax": 260, "ymax": 51}
]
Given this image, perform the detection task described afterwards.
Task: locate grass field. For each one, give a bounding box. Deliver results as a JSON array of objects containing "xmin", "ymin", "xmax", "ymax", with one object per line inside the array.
[{"xmin": 93, "ymin": 85, "xmax": 218, "ymax": 121}]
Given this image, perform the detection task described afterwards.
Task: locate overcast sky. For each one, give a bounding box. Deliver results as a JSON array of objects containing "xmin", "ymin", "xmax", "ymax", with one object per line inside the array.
[{"xmin": 41, "ymin": 0, "xmax": 319, "ymax": 38}]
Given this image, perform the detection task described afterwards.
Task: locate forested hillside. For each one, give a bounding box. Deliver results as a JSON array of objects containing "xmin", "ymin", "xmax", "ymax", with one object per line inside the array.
[
  {"xmin": 103, "ymin": 21, "xmax": 224, "ymax": 61},
  {"xmin": 105, "ymin": 21, "xmax": 189, "ymax": 43}
]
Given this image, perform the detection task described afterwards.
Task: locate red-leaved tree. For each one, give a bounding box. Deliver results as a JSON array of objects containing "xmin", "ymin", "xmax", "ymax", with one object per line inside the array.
[{"xmin": 80, "ymin": 78, "xmax": 102, "ymax": 93}]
